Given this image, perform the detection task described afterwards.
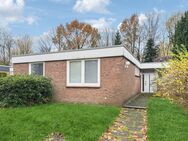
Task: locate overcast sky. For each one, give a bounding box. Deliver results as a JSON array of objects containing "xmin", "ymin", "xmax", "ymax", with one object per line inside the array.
[{"xmin": 0, "ymin": 0, "xmax": 187, "ymax": 37}]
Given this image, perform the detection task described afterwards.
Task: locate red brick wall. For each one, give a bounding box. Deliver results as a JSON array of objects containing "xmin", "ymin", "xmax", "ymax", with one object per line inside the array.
[
  {"xmin": 13, "ymin": 63, "xmax": 29, "ymax": 75},
  {"xmin": 13, "ymin": 57, "xmax": 141, "ymax": 105}
]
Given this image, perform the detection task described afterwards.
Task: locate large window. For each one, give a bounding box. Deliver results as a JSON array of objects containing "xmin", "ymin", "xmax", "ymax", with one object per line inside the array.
[
  {"xmin": 67, "ymin": 59, "xmax": 100, "ymax": 87},
  {"xmin": 29, "ymin": 63, "xmax": 44, "ymax": 76}
]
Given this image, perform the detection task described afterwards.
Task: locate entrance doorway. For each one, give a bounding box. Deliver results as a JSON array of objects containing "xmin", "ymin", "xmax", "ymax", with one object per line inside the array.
[{"xmin": 141, "ymin": 73, "xmax": 156, "ymax": 93}]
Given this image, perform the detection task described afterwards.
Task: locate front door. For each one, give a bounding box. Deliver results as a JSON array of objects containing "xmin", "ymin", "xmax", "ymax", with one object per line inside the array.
[
  {"xmin": 142, "ymin": 73, "xmax": 156, "ymax": 93},
  {"xmin": 149, "ymin": 73, "xmax": 156, "ymax": 92}
]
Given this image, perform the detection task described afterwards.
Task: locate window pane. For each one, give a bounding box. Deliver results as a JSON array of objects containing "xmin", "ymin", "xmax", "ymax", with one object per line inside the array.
[
  {"xmin": 85, "ymin": 60, "xmax": 98, "ymax": 83},
  {"xmin": 69, "ymin": 61, "xmax": 81, "ymax": 83},
  {"xmin": 31, "ymin": 63, "xmax": 43, "ymax": 75}
]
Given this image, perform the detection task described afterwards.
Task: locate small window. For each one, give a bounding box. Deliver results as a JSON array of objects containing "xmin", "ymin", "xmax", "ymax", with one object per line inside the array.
[
  {"xmin": 30, "ymin": 63, "xmax": 44, "ymax": 76},
  {"xmin": 67, "ymin": 59, "xmax": 100, "ymax": 87}
]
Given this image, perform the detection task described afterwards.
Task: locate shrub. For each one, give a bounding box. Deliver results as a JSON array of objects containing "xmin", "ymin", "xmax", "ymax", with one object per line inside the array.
[
  {"xmin": 0, "ymin": 75, "xmax": 53, "ymax": 107},
  {"xmin": 0, "ymin": 72, "xmax": 7, "ymax": 77},
  {"xmin": 156, "ymin": 46, "xmax": 188, "ymax": 107}
]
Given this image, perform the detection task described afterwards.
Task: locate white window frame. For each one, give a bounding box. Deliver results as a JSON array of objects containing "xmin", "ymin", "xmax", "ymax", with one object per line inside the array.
[
  {"xmin": 29, "ymin": 62, "xmax": 45, "ymax": 76},
  {"xmin": 67, "ymin": 59, "xmax": 100, "ymax": 87}
]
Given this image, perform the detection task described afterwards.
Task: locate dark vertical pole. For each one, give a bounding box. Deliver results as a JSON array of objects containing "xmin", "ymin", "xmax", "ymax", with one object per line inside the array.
[{"xmin": 142, "ymin": 74, "xmax": 144, "ymax": 92}]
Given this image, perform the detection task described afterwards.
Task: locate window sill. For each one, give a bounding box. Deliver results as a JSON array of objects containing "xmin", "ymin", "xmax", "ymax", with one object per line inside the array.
[{"xmin": 66, "ymin": 83, "xmax": 100, "ymax": 88}]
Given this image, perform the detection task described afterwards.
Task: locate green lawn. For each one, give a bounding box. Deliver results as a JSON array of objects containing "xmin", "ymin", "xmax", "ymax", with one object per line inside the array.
[
  {"xmin": 147, "ymin": 97, "xmax": 188, "ymax": 141},
  {"xmin": 0, "ymin": 103, "xmax": 120, "ymax": 141}
]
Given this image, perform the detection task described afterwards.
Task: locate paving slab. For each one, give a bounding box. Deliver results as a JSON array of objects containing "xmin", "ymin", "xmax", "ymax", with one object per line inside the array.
[
  {"xmin": 124, "ymin": 93, "xmax": 153, "ymax": 108},
  {"xmin": 99, "ymin": 108, "xmax": 147, "ymax": 141}
]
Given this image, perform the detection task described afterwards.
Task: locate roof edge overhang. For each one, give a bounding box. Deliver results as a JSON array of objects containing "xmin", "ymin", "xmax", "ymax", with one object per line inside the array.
[{"xmin": 12, "ymin": 46, "xmax": 166, "ymax": 70}]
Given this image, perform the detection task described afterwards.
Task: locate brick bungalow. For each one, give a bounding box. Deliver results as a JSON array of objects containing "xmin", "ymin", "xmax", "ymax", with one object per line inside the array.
[{"xmin": 12, "ymin": 46, "xmax": 166, "ymax": 106}]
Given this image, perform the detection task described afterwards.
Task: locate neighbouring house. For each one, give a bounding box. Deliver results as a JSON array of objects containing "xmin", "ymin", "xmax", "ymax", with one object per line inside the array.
[
  {"xmin": 0, "ymin": 65, "xmax": 10, "ymax": 74},
  {"xmin": 12, "ymin": 45, "xmax": 166, "ymax": 105}
]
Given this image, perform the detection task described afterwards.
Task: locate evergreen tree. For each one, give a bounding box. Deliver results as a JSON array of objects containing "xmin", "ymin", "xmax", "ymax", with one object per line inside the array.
[
  {"xmin": 114, "ymin": 31, "xmax": 122, "ymax": 45},
  {"xmin": 173, "ymin": 11, "xmax": 188, "ymax": 54},
  {"xmin": 143, "ymin": 38, "xmax": 158, "ymax": 62}
]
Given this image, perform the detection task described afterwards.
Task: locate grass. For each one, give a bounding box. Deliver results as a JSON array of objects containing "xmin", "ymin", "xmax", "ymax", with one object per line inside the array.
[
  {"xmin": 147, "ymin": 97, "xmax": 188, "ymax": 141},
  {"xmin": 0, "ymin": 103, "xmax": 120, "ymax": 141}
]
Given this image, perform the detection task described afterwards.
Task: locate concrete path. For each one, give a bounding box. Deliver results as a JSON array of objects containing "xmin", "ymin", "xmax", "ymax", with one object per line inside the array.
[
  {"xmin": 99, "ymin": 108, "xmax": 147, "ymax": 141},
  {"xmin": 99, "ymin": 94, "xmax": 149, "ymax": 141},
  {"xmin": 124, "ymin": 94, "xmax": 152, "ymax": 109}
]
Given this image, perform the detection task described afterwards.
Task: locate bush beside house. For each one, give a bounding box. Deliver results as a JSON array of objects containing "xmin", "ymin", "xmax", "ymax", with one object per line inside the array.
[
  {"xmin": 0, "ymin": 72, "xmax": 7, "ymax": 77},
  {"xmin": 0, "ymin": 75, "xmax": 53, "ymax": 107},
  {"xmin": 156, "ymin": 47, "xmax": 188, "ymax": 107}
]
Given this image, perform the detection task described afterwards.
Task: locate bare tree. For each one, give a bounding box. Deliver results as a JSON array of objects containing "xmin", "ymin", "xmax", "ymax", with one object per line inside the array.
[
  {"xmin": 137, "ymin": 11, "xmax": 162, "ymax": 62},
  {"xmin": 166, "ymin": 12, "xmax": 182, "ymax": 49},
  {"xmin": 143, "ymin": 11, "xmax": 161, "ymax": 42},
  {"xmin": 15, "ymin": 35, "xmax": 33, "ymax": 55},
  {"xmin": 99, "ymin": 28, "xmax": 115, "ymax": 47},
  {"xmin": 0, "ymin": 31, "xmax": 6, "ymax": 64},
  {"xmin": 38, "ymin": 32, "xmax": 53, "ymax": 53},
  {"xmin": 0, "ymin": 29, "xmax": 14, "ymax": 64},
  {"xmin": 153, "ymin": 12, "xmax": 182, "ymax": 59},
  {"xmin": 137, "ymin": 25, "xmax": 145, "ymax": 61},
  {"xmin": 104, "ymin": 28, "xmax": 110, "ymax": 46},
  {"xmin": 5, "ymin": 34, "xmax": 14, "ymax": 64},
  {"xmin": 120, "ymin": 14, "xmax": 139, "ymax": 55}
]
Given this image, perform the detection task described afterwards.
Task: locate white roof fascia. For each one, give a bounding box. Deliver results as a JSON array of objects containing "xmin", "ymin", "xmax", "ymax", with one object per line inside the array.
[
  {"xmin": 12, "ymin": 46, "xmax": 166, "ymax": 69},
  {"xmin": 12, "ymin": 47, "xmax": 124, "ymax": 64},
  {"xmin": 140, "ymin": 62, "xmax": 168, "ymax": 69},
  {"xmin": 122, "ymin": 47, "xmax": 141, "ymax": 68}
]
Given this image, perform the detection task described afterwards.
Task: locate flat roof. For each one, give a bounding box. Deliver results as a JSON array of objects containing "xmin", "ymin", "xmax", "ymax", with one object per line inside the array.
[
  {"xmin": 12, "ymin": 46, "xmax": 166, "ymax": 69},
  {"xmin": 12, "ymin": 45, "xmax": 123, "ymax": 57}
]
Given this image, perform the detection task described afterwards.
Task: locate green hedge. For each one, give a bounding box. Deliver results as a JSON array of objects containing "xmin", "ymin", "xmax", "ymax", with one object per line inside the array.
[
  {"xmin": 0, "ymin": 72, "xmax": 7, "ymax": 77},
  {"xmin": 0, "ymin": 75, "xmax": 53, "ymax": 107}
]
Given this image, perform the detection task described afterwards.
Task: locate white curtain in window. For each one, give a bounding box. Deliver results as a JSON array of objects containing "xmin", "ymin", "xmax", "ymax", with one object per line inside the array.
[
  {"xmin": 69, "ymin": 61, "xmax": 81, "ymax": 83},
  {"xmin": 85, "ymin": 60, "xmax": 98, "ymax": 83},
  {"xmin": 31, "ymin": 63, "xmax": 43, "ymax": 75}
]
